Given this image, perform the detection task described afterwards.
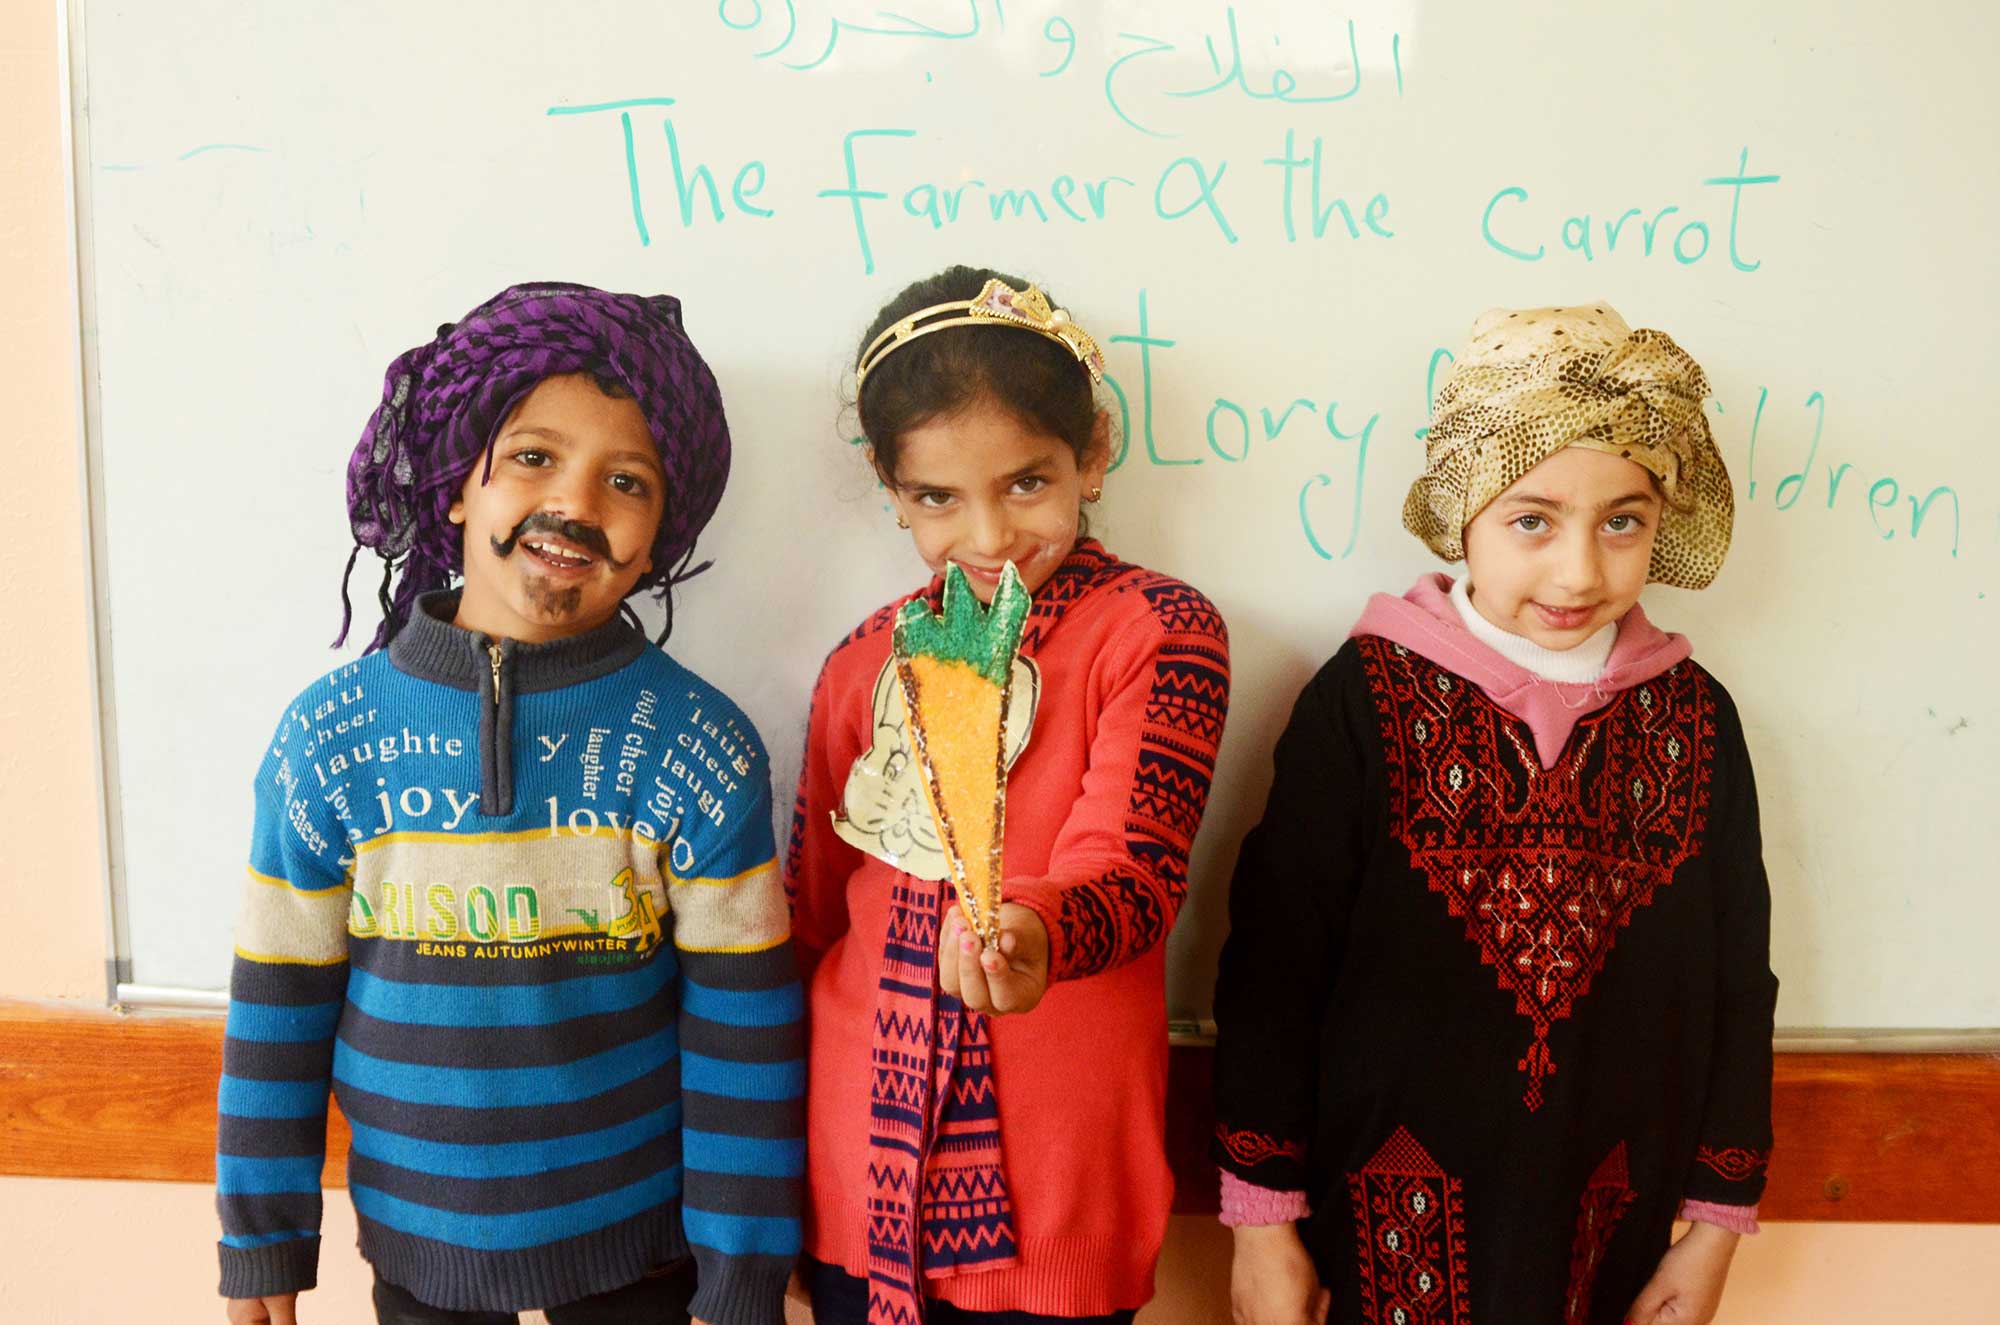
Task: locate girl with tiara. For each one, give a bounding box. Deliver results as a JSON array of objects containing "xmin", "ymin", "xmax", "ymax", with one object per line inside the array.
[
  {"xmin": 784, "ymin": 266, "xmax": 1232, "ymax": 1324},
  {"xmin": 1212, "ymin": 306, "xmax": 1776, "ymax": 1325}
]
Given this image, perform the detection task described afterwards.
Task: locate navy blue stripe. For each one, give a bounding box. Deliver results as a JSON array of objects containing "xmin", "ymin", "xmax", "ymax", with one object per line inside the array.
[
  {"xmin": 217, "ymin": 1114, "xmax": 332, "ymax": 1160},
  {"xmin": 870, "ymin": 1101, "xmax": 925, "ymax": 1130},
  {"xmin": 673, "ymin": 945, "xmax": 796, "ymax": 991},
  {"xmin": 347, "ymin": 1103, "xmax": 681, "ymax": 1179},
  {"xmin": 347, "ymin": 1132, "xmax": 681, "ymax": 1215},
  {"xmin": 337, "ymin": 1000, "xmax": 665, "ymax": 1069},
  {"xmin": 679, "ymin": 1171, "xmax": 797, "ymax": 1219},
  {"xmin": 870, "ymin": 1134, "xmax": 922, "ymax": 1159},
  {"xmin": 351, "ymin": 1168, "xmax": 682, "ymax": 1251},
  {"xmin": 334, "ymin": 1026, "xmax": 674, "ymax": 1108},
  {"xmin": 682, "ymin": 1093, "xmax": 801, "ymax": 1142},
  {"xmin": 228, "ymin": 958, "xmax": 351, "ymax": 1006},
  {"xmin": 352, "ymin": 1204, "xmax": 687, "ymax": 1291},
  {"xmin": 221, "ymin": 1038, "xmax": 337, "ymax": 1082},
  {"xmin": 681, "ymin": 1014, "xmax": 802, "ymax": 1065},
  {"xmin": 334, "ymin": 1063, "xmax": 672, "ymax": 1145}
]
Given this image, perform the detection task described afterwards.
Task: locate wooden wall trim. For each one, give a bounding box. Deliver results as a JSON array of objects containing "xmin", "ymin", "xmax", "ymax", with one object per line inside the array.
[{"xmin": 5, "ymin": 1001, "xmax": 1997, "ymax": 1221}]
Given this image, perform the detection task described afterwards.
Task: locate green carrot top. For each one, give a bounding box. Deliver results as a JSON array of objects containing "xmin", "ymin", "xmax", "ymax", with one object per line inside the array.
[{"xmin": 892, "ymin": 562, "xmax": 1032, "ymax": 688}]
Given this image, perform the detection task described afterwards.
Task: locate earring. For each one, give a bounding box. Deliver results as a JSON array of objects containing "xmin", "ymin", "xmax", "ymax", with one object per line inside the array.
[
  {"xmin": 1085, "ymin": 487, "xmax": 1103, "ymax": 504},
  {"xmin": 895, "ymin": 512, "xmax": 910, "ymax": 529}
]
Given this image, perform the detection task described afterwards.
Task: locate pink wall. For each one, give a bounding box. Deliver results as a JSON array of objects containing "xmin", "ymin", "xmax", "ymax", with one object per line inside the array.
[
  {"xmin": 1, "ymin": 3, "xmax": 1990, "ymax": 1321},
  {"xmin": 0, "ymin": 0, "xmax": 106, "ymax": 1005}
]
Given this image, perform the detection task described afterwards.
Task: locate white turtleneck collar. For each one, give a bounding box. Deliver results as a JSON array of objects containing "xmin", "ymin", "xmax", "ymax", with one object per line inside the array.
[{"xmin": 1449, "ymin": 576, "xmax": 1617, "ymax": 684}]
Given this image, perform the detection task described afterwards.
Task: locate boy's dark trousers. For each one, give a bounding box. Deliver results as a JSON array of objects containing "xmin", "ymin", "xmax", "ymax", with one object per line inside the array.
[{"xmin": 372, "ymin": 1260, "xmax": 696, "ymax": 1325}]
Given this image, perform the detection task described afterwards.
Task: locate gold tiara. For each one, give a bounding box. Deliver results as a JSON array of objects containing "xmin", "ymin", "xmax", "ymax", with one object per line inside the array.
[{"xmin": 854, "ymin": 278, "xmax": 1106, "ymax": 396}]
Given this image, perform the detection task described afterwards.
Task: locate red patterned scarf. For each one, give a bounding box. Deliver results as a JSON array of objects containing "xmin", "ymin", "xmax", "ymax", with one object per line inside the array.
[{"xmin": 862, "ymin": 543, "xmax": 1129, "ymax": 1325}]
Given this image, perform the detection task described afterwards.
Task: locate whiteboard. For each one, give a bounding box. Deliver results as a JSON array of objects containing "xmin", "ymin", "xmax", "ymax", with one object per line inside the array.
[{"xmin": 70, "ymin": 0, "xmax": 1998, "ymax": 1030}]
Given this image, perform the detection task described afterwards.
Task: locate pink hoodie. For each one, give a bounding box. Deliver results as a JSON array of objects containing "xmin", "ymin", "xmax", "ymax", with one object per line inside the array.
[{"xmin": 1348, "ymin": 573, "xmax": 1691, "ymax": 770}]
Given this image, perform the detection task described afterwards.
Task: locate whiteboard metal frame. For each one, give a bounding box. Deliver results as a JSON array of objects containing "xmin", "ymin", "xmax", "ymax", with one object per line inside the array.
[{"xmin": 56, "ymin": 0, "xmax": 130, "ymax": 1006}]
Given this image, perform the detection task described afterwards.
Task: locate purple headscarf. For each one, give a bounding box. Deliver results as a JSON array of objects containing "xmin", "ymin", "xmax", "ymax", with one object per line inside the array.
[{"xmin": 337, "ymin": 281, "xmax": 732, "ymax": 651}]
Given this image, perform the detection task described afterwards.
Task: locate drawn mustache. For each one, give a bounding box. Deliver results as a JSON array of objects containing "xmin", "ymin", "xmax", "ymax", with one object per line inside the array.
[{"xmin": 489, "ymin": 512, "xmax": 633, "ymax": 569}]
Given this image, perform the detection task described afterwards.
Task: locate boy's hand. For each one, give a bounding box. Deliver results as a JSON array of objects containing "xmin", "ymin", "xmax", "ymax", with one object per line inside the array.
[
  {"xmin": 1627, "ymin": 1221, "xmax": 1739, "ymax": 1325},
  {"xmin": 225, "ymin": 1294, "xmax": 298, "ymax": 1324},
  {"xmin": 938, "ymin": 904, "xmax": 1048, "ymax": 1015},
  {"xmin": 1230, "ymin": 1223, "xmax": 1328, "ymax": 1325}
]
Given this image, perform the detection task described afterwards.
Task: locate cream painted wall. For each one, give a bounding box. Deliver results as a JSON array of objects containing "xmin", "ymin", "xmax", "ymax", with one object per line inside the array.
[{"xmin": 2, "ymin": 2, "xmax": 1993, "ymax": 1321}]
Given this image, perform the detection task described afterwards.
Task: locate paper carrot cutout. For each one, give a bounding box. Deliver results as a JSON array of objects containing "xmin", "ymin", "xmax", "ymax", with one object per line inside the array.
[{"xmin": 891, "ymin": 562, "xmax": 1032, "ymax": 947}]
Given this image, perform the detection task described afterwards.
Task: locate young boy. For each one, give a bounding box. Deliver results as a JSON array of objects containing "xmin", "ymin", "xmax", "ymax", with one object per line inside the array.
[{"xmin": 216, "ymin": 283, "xmax": 801, "ymax": 1325}]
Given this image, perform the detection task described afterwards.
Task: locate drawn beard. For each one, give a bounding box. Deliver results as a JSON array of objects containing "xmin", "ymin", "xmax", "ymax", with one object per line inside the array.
[
  {"xmin": 488, "ymin": 512, "xmax": 635, "ymax": 620},
  {"xmin": 522, "ymin": 577, "xmax": 585, "ymax": 620}
]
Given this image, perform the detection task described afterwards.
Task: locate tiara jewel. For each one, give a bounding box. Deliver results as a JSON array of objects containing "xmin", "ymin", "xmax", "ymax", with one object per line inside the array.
[{"xmin": 854, "ymin": 278, "xmax": 1106, "ymax": 396}]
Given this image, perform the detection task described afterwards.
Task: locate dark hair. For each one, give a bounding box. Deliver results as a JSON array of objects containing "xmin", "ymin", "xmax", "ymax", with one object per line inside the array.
[{"xmin": 854, "ymin": 265, "xmax": 1101, "ymax": 485}]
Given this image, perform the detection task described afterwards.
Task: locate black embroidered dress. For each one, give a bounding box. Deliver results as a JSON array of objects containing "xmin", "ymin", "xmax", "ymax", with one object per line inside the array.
[{"xmin": 1211, "ymin": 636, "xmax": 1776, "ymax": 1325}]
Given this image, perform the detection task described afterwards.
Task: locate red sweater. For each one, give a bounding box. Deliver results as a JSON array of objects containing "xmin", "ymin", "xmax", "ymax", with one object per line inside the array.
[{"xmin": 785, "ymin": 542, "xmax": 1230, "ymax": 1315}]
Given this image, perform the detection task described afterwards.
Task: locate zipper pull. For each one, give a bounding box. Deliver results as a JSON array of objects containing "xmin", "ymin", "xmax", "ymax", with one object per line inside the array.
[{"xmin": 487, "ymin": 643, "xmax": 504, "ymax": 703}]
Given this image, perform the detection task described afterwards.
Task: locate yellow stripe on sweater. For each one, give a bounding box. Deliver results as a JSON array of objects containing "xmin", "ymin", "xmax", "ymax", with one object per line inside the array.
[
  {"xmin": 234, "ymin": 946, "xmax": 350, "ymax": 967},
  {"xmin": 353, "ymin": 825, "xmax": 647, "ymax": 856},
  {"xmin": 245, "ymin": 865, "xmax": 349, "ymax": 895}
]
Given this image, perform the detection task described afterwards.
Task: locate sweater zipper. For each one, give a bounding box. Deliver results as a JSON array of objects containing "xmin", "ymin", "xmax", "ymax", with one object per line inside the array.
[{"xmin": 479, "ymin": 639, "xmax": 514, "ymax": 817}]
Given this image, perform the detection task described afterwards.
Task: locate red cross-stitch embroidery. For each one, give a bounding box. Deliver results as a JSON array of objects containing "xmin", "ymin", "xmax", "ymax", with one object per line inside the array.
[
  {"xmin": 1694, "ymin": 1146, "xmax": 1769, "ymax": 1184},
  {"xmin": 1346, "ymin": 1126, "xmax": 1471, "ymax": 1325},
  {"xmin": 1215, "ymin": 1125, "xmax": 1306, "ymax": 1168},
  {"xmin": 1564, "ymin": 1143, "xmax": 1638, "ymax": 1325},
  {"xmin": 1358, "ymin": 638, "xmax": 1716, "ymax": 1110}
]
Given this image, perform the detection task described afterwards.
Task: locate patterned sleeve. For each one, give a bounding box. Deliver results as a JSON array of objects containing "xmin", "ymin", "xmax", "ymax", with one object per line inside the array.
[
  {"xmin": 216, "ymin": 691, "xmax": 353, "ymax": 1299},
  {"xmin": 1210, "ymin": 646, "xmax": 1373, "ymax": 1195},
  {"xmin": 1681, "ymin": 689, "xmax": 1777, "ymax": 1214},
  {"xmin": 1007, "ymin": 580, "xmax": 1231, "ymax": 982},
  {"xmin": 662, "ymin": 701, "xmax": 807, "ymax": 1325}
]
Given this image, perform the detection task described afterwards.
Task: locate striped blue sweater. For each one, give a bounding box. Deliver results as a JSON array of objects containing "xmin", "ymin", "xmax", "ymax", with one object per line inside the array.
[{"xmin": 216, "ymin": 595, "xmax": 803, "ymax": 1322}]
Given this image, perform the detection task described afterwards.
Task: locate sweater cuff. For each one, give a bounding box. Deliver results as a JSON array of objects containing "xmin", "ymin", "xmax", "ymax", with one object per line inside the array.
[
  {"xmin": 688, "ymin": 1250, "xmax": 795, "ymax": 1325},
  {"xmin": 1679, "ymin": 1199, "xmax": 1760, "ymax": 1235},
  {"xmin": 1219, "ymin": 1171, "xmax": 1311, "ymax": 1227},
  {"xmin": 218, "ymin": 1234, "xmax": 320, "ymax": 1300},
  {"xmin": 1005, "ymin": 881, "xmax": 1071, "ymax": 980}
]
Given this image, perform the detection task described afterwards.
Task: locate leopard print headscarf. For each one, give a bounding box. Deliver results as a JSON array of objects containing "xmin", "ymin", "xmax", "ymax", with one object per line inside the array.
[{"xmin": 1404, "ymin": 303, "xmax": 1733, "ymax": 589}]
